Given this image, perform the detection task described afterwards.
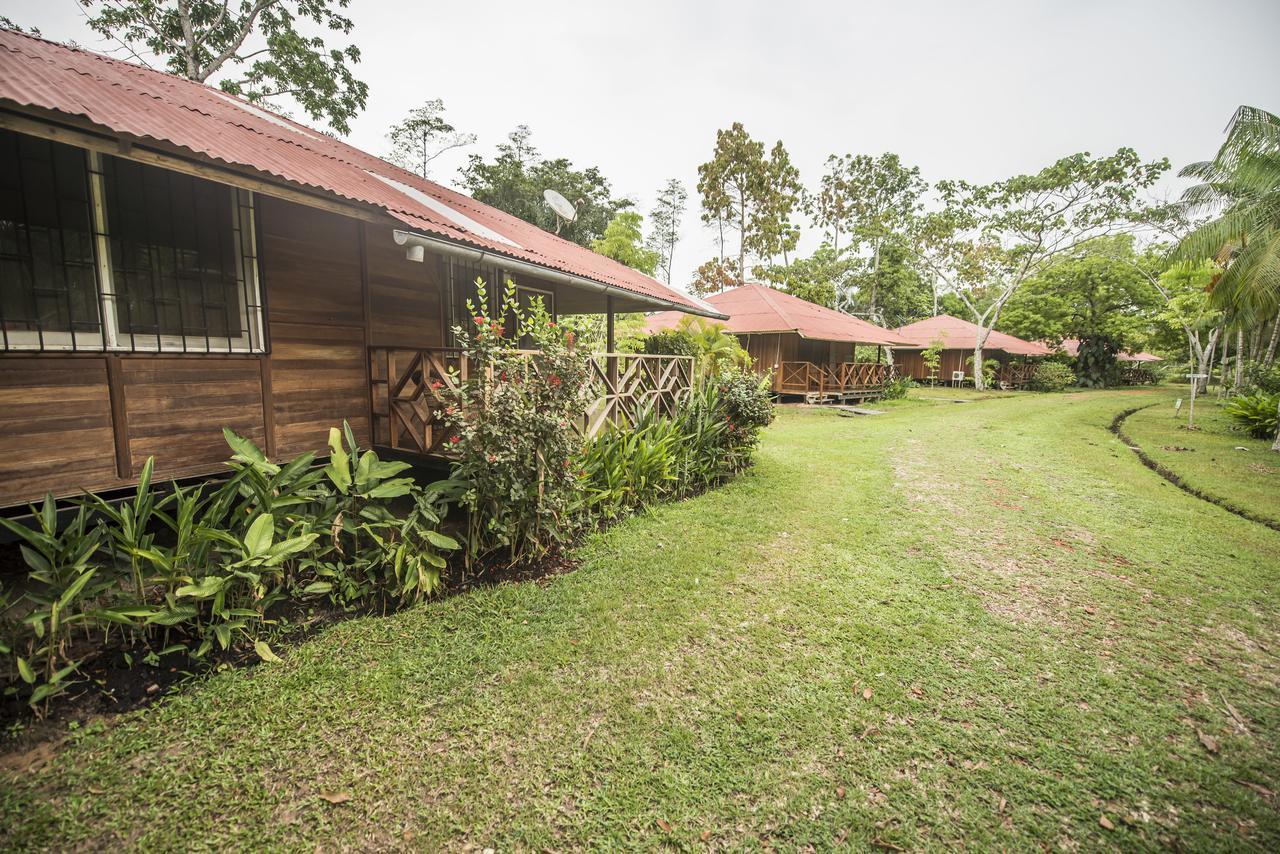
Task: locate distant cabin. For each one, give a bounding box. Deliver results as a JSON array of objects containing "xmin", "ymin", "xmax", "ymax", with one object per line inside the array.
[
  {"xmin": 893, "ymin": 315, "xmax": 1052, "ymax": 386},
  {"xmin": 645, "ymin": 283, "xmax": 912, "ymax": 402}
]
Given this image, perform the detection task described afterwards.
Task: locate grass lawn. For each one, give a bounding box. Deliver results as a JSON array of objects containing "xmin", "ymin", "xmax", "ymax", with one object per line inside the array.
[
  {"xmin": 1118, "ymin": 386, "xmax": 1280, "ymax": 525},
  {"xmin": 3, "ymin": 388, "xmax": 1278, "ymax": 849}
]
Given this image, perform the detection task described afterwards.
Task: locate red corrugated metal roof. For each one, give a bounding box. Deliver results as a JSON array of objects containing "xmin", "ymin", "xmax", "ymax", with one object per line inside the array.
[
  {"xmin": 0, "ymin": 29, "xmax": 718, "ymax": 317},
  {"xmin": 1052, "ymin": 339, "xmax": 1163, "ymax": 363},
  {"xmin": 643, "ymin": 283, "xmax": 914, "ymax": 346},
  {"xmin": 893, "ymin": 315, "xmax": 1052, "ymax": 356}
]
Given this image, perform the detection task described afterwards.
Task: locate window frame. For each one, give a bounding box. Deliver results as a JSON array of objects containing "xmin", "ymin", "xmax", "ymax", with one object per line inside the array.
[{"xmin": 1, "ymin": 138, "xmax": 267, "ymax": 355}]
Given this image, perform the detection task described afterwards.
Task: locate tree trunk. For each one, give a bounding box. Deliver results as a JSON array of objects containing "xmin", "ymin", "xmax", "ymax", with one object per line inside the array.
[
  {"xmin": 1264, "ymin": 318, "xmax": 1279, "ymax": 367},
  {"xmin": 972, "ymin": 343, "xmax": 986, "ymax": 391},
  {"xmin": 1235, "ymin": 327, "xmax": 1245, "ymax": 390},
  {"xmin": 1273, "ymin": 397, "xmax": 1280, "ymax": 452}
]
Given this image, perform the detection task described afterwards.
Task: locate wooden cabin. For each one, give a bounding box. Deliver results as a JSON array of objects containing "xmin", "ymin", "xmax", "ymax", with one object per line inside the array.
[
  {"xmin": 645, "ymin": 283, "xmax": 913, "ymax": 402},
  {"xmin": 1051, "ymin": 339, "xmax": 1163, "ymax": 384},
  {"xmin": 893, "ymin": 315, "xmax": 1052, "ymax": 387},
  {"xmin": 0, "ymin": 30, "xmax": 722, "ymax": 509}
]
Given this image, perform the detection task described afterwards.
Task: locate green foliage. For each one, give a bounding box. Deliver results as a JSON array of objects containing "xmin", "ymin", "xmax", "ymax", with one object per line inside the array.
[
  {"xmin": 591, "ymin": 211, "xmax": 660, "ymax": 276},
  {"xmin": 1000, "ymin": 236, "xmax": 1160, "ymax": 352},
  {"xmin": 965, "ymin": 355, "xmax": 998, "ymax": 389},
  {"xmin": 460, "ymin": 126, "xmax": 630, "ymax": 248},
  {"xmin": 1173, "ymin": 106, "xmax": 1280, "ymax": 319},
  {"xmin": 440, "ymin": 280, "xmax": 593, "ymax": 568},
  {"xmin": 81, "ymin": 0, "xmax": 369, "ymax": 134},
  {"xmin": 642, "ymin": 317, "xmax": 752, "ymax": 380},
  {"xmin": 0, "ymin": 423, "xmax": 457, "ymax": 711},
  {"xmin": 1224, "ymin": 392, "xmax": 1280, "ymax": 439},
  {"xmin": 641, "ymin": 330, "xmax": 701, "ymax": 359},
  {"xmin": 582, "ymin": 368, "xmax": 773, "ymax": 522},
  {"xmin": 1028, "ymin": 361, "xmax": 1077, "ymax": 392},
  {"xmin": 922, "ymin": 338, "xmax": 945, "ymax": 379},
  {"xmin": 697, "ymin": 123, "xmax": 801, "ymax": 278},
  {"xmin": 646, "ymin": 179, "xmax": 687, "ymax": 284},
  {"xmin": 1244, "ymin": 361, "xmax": 1280, "ymax": 394},
  {"xmin": 1073, "ymin": 336, "xmax": 1123, "ymax": 388},
  {"xmin": 879, "ymin": 374, "xmax": 914, "ymax": 400}
]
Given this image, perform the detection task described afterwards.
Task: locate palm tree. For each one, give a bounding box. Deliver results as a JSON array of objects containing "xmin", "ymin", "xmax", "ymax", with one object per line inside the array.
[{"xmin": 1173, "ymin": 106, "xmax": 1280, "ymax": 449}]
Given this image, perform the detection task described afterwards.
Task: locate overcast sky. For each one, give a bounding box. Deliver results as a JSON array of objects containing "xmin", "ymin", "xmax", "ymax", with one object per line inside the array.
[{"xmin": 7, "ymin": 0, "xmax": 1279, "ymax": 290}]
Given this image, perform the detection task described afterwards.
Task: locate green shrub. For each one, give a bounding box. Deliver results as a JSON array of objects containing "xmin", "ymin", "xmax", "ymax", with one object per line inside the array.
[
  {"xmin": 581, "ymin": 366, "xmax": 773, "ymax": 523},
  {"xmin": 439, "ymin": 280, "xmax": 592, "ymax": 569},
  {"xmin": 641, "ymin": 330, "xmax": 700, "ymax": 359},
  {"xmin": 0, "ymin": 422, "xmax": 457, "ymax": 712},
  {"xmin": 1224, "ymin": 392, "xmax": 1280, "ymax": 439},
  {"xmin": 1243, "ymin": 361, "xmax": 1280, "ymax": 395},
  {"xmin": 1028, "ymin": 361, "xmax": 1077, "ymax": 392},
  {"xmin": 879, "ymin": 375, "xmax": 913, "ymax": 400}
]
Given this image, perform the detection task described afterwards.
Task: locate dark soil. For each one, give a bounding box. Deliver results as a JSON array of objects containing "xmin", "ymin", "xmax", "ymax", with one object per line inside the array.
[{"xmin": 0, "ymin": 542, "xmax": 580, "ymax": 755}]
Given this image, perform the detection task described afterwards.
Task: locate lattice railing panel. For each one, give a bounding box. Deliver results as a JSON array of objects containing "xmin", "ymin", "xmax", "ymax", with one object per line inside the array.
[{"xmin": 369, "ymin": 348, "xmax": 695, "ymax": 454}]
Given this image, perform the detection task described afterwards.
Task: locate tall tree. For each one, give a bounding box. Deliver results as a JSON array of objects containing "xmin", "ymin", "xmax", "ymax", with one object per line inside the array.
[
  {"xmin": 386, "ymin": 100, "xmax": 475, "ymax": 179},
  {"xmin": 1172, "ymin": 105, "xmax": 1280, "ymax": 447},
  {"xmin": 805, "ymin": 155, "xmax": 855, "ymax": 254},
  {"xmin": 80, "ymin": 0, "xmax": 368, "ymax": 134},
  {"xmin": 747, "ymin": 141, "xmax": 803, "ymax": 272},
  {"xmin": 915, "ymin": 149, "xmax": 1168, "ymax": 389},
  {"xmin": 459, "ymin": 126, "xmax": 632, "ymax": 248},
  {"xmin": 697, "ymin": 123, "xmax": 767, "ymax": 282},
  {"xmin": 688, "ymin": 258, "xmax": 739, "ymax": 298},
  {"xmin": 646, "ymin": 179, "xmax": 687, "ymax": 284},
  {"xmin": 592, "ymin": 211, "xmax": 659, "ymax": 276},
  {"xmin": 842, "ymin": 154, "xmax": 926, "ymax": 324},
  {"xmin": 1000, "ymin": 236, "xmax": 1160, "ymax": 386}
]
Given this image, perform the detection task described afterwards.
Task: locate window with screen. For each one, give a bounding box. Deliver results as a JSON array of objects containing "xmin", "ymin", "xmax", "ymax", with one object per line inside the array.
[
  {"xmin": 0, "ymin": 128, "xmax": 265, "ymax": 353},
  {"xmin": 0, "ymin": 130, "xmax": 104, "ymax": 350}
]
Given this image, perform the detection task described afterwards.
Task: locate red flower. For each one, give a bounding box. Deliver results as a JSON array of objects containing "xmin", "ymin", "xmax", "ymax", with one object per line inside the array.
[
  {"xmin": 430, "ymin": 379, "xmax": 443, "ymax": 390},
  {"xmin": 547, "ymin": 321, "xmax": 556, "ymax": 328},
  {"xmin": 449, "ymin": 435, "xmax": 460, "ymax": 444},
  {"xmin": 549, "ymin": 374, "xmax": 561, "ymax": 387},
  {"xmin": 474, "ymin": 316, "xmax": 485, "ymax": 325},
  {"xmin": 487, "ymin": 454, "xmax": 497, "ymax": 462}
]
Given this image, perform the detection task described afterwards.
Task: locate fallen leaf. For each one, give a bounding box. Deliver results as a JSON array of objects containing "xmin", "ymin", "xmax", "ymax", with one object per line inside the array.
[
  {"xmin": 1197, "ymin": 729, "xmax": 1220, "ymax": 754},
  {"xmin": 836, "ymin": 786, "xmax": 847, "ymax": 799},
  {"xmin": 656, "ymin": 818, "xmax": 671, "ymax": 833},
  {"xmin": 699, "ymin": 830, "xmax": 711, "ymax": 842},
  {"xmin": 255, "ymin": 641, "xmax": 282, "ymax": 664},
  {"xmin": 862, "ymin": 687, "xmax": 874, "ymax": 700},
  {"xmin": 998, "ymin": 797, "xmax": 1007, "ymax": 813},
  {"xmin": 1099, "ymin": 815, "xmax": 1115, "ymax": 831},
  {"xmin": 872, "ymin": 838, "xmax": 905, "ymax": 852},
  {"xmin": 910, "ymin": 686, "xmax": 923, "ymax": 698},
  {"xmin": 1083, "ymin": 606, "xmax": 1097, "ymax": 615},
  {"xmin": 318, "ymin": 792, "xmax": 351, "ymax": 805}
]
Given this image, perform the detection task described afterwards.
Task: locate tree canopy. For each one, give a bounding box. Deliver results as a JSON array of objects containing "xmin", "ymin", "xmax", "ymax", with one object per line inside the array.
[
  {"xmin": 592, "ymin": 211, "xmax": 660, "ymax": 277},
  {"xmin": 459, "ymin": 126, "xmax": 631, "ymax": 249},
  {"xmin": 81, "ymin": 0, "xmax": 368, "ymax": 134},
  {"xmin": 386, "ymin": 100, "xmax": 475, "ymax": 179}
]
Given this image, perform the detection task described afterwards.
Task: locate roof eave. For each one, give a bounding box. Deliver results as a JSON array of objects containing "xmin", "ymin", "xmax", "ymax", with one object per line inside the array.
[{"xmin": 392, "ymin": 229, "xmax": 728, "ymax": 320}]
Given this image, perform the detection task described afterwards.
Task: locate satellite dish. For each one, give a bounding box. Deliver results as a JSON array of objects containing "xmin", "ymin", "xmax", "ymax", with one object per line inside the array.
[{"xmin": 543, "ymin": 188, "xmax": 578, "ymax": 234}]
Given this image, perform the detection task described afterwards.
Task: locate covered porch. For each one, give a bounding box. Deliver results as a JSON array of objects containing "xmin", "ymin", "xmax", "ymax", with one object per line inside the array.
[{"xmin": 775, "ymin": 361, "xmax": 898, "ymax": 400}]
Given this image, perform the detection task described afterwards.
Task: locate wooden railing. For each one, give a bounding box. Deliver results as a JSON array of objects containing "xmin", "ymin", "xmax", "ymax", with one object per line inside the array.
[
  {"xmin": 996, "ymin": 362, "xmax": 1036, "ymax": 388},
  {"xmin": 1120, "ymin": 366, "xmax": 1158, "ymax": 386},
  {"xmin": 776, "ymin": 361, "xmax": 896, "ymax": 395},
  {"xmin": 368, "ymin": 347, "xmax": 694, "ymax": 455}
]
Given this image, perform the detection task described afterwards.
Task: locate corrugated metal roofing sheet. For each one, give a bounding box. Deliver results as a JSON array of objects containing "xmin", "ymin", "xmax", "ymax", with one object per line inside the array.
[
  {"xmin": 893, "ymin": 315, "xmax": 1052, "ymax": 356},
  {"xmin": 643, "ymin": 283, "xmax": 915, "ymax": 346},
  {"xmin": 0, "ymin": 29, "xmax": 718, "ymax": 317}
]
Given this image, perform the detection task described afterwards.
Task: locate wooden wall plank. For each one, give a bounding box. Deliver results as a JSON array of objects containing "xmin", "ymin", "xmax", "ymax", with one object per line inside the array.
[
  {"xmin": 366, "ymin": 224, "xmax": 444, "ymax": 349},
  {"xmin": 0, "ymin": 358, "xmax": 119, "ymax": 505},
  {"xmin": 120, "ymin": 357, "xmax": 265, "ymax": 478},
  {"xmin": 258, "ymin": 195, "xmax": 364, "ymax": 328},
  {"xmin": 269, "ymin": 322, "xmax": 369, "ymax": 457}
]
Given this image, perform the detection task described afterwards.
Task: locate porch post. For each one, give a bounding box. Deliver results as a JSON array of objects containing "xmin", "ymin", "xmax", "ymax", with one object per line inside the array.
[{"xmin": 606, "ymin": 295, "xmax": 618, "ymax": 389}]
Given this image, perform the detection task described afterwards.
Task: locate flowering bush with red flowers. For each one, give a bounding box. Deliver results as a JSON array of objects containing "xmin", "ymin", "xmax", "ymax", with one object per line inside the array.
[{"xmin": 438, "ymin": 279, "xmax": 592, "ymax": 568}]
